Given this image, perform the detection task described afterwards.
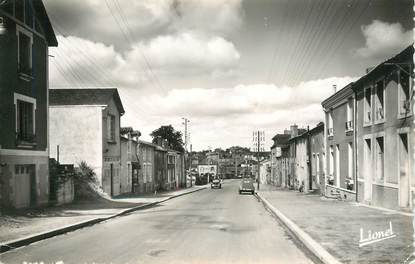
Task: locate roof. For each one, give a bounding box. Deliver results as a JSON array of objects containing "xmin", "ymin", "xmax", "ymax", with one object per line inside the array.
[
  {"xmin": 271, "ymin": 134, "xmax": 291, "ymax": 149},
  {"xmin": 321, "ymin": 82, "xmax": 354, "ymax": 109},
  {"xmin": 138, "ymin": 140, "xmax": 158, "ymax": 148},
  {"xmin": 309, "ymin": 122, "xmax": 324, "ymax": 135},
  {"xmin": 33, "ymin": 0, "xmax": 58, "ymax": 46},
  {"xmin": 49, "ymin": 88, "xmax": 125, "ymax": 115},
  {"xmin": 352, "ymin": 45, "xmax": 414, "ymax": 92}
]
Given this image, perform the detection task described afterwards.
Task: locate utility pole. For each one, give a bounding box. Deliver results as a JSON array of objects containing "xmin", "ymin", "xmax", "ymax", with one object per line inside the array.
[
  {"xmin": 182, "ymin": 117, "xmax": 190, "ymax": 187},
  {"xmin": 189, "ymin": 144, "xmax": 192, "ymax": 187},
  {"xmin": 257, "ymin": 131, "xmax": 260, "ymax": 190}
]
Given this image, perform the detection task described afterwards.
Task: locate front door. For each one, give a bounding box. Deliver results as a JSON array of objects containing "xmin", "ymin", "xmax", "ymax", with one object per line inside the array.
[
  {"xmin": 399, "ymin": 133, "xmax": 409, "ymax": 208},
  {"xmin": 364, "ymin": 138, "xmax": 372, "ymax": 202}
]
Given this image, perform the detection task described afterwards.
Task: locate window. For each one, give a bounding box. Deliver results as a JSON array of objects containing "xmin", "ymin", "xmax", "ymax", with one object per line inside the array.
[
  {"xmin": 364, "ymin": 87, "xmax": 372, "ymax": 124},
  {"xmin": 15, "ymin": 0, "xmax": 24, "ymax": 22},
  {"xmin": 399, "ymin": 68, "xmax": 412, "ymax": 116},
  {"xmin": 328, "ymin": 112, "xmax": 334, "ymax": 137},
  {"xmin": 14, "ymin": 94, "xmax": 36, "ymax": 144},
  {"xmin": 107, "ymin": 115, "xmax": 115, "ymax": 142},
  {"xmin": 346, "ymin": 98, "xmax": 353, "ymax": 131},
  {"xmin": 328, "ymin": 146, "xmax": 334, "ymax": 185},
  {"xmin": 335, "ymin": 145, "xmax": 340, "ymax": 187},
  {"xmin": 127, "ymin": 141, "xmax": 131, "ymax": 153},
  {"xmin": 375, "ymin": 137, "xmax": 384, "ymax": 182},
  {"xmin": 347, "ymin": 142, "xmax": 353, "ymax": 179},
  {"xmin": 24, "ymin": 0, "xmax": 33, "ymax": 28},
  {"xmin": 17, "ymin": 26, "xmax": 33, "ymax": 76},
  {"xmin": 375, "ymin": 80, "xmax": 385, "ymax": 121}
]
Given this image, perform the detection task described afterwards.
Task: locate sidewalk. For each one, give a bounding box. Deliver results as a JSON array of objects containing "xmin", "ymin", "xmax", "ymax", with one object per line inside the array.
[
  {"xmin": 258, "ymin": 184, "xmax": 414, "ymax": 264},
  {"xmin": 0, "ymin": 185, "xmax": 206, "ymax": 247}
]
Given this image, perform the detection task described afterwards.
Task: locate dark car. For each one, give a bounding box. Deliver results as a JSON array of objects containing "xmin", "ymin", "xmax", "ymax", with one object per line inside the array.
[
  {"xmin": 239, "ymin": 178, "xmax": 255, "ymax": 194},
  {"xmin": 211, "ymin": 178, "xmax": 222, "ymax": 189}
]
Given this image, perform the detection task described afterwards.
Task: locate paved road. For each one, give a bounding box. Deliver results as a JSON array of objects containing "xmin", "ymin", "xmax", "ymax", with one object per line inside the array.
[{"xmin": 0, "ymin": 180, "xmax": 314, "ymax": 264}]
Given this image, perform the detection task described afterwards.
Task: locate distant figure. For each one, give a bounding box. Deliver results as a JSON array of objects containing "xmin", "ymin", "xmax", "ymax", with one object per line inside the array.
[
  {"xmin": 154, "ymin": 183, "xmax": 158, "ymax": 195},
  {"xmin": 299, "ymin": 181, "xmax": 304, "ymax": 193}
]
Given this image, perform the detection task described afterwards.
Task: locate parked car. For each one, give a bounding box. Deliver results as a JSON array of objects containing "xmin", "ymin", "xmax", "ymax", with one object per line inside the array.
[
  {"xmin": 211, "ymin": 178, "xmax": 222, "ymax": 189},
  {"xmin": 239, "ymin": 178, "xmax": 255, "ymax": 194}
]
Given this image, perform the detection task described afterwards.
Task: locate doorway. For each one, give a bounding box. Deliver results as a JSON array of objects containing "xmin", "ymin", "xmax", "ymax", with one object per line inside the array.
[
  {"xmin": 110, "ymin": 163, "xmax": 114, "ymax": 196},
  {"xmin": 398, "ymin": 133, "xmax": 409, "ymax": 208}
]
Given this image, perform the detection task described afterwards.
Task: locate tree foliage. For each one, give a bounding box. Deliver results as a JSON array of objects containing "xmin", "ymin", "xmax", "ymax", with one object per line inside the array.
[{"xmin": 150, "ymin": 125, "xmax": 185, "ymax": 152}]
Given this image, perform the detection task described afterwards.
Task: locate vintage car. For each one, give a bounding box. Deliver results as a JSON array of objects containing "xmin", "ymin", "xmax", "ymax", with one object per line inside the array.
[
  {"xmin": 239, "ymin": 178, "xmax": 255, "ymax": 194},
  {"xmin": 211, "ymin": 178, "xmax": 222, "ymax": 189}
]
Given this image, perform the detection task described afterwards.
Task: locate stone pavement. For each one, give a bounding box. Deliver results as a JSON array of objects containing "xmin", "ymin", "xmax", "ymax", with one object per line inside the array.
[
  {"xmin": 258, "ymin": 184, "xmax": 414, "ymax": 264},
  {"xmin": 0, "ymin": 185, "xmax": 205, "ymax": 244}
]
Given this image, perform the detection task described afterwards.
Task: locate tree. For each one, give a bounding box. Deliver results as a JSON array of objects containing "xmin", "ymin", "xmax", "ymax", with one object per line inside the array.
[{"xmin": 150, "ymin": 125, "xmax": 185, "ymax": 152}]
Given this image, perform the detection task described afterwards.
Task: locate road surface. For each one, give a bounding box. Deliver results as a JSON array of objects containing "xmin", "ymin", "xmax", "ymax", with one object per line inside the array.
[{"xmin": 0, "ymin": 180, "xmax": 314, "ymax": 264}]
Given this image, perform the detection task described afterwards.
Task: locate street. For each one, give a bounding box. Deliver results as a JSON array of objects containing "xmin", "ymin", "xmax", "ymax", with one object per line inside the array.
[{"xmin": 0, "ymin": 180, "xmax": 314, "ymax": 264}]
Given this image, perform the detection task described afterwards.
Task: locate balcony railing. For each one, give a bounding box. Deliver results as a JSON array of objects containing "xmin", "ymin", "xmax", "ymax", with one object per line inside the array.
[
  {"xmin": 345, "ymin": 120, "xmax": 353, "ymax": 131},
  {"xmin": 16, "ymin": 132, "xmax": 37, "ymax": 146},
  {"xmin": 365, "ymin": 111, "xmax": 371, "ymax": 122},
  {"xmin": 376, "ymin": 107, "xmax": 384, "ymax": 120},
  {"xmin": 327, "ymin": 128, "xmax": 334, "ymax": 137},
  {"xmin": 400, "ymin": 100, "xmax": 412, "ymax": 115}
]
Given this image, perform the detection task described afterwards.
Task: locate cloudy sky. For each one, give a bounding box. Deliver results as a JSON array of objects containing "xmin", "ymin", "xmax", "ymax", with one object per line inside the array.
[{"xmin": 44, "ymin": 0, "xmax": 413, "ymax": 151}]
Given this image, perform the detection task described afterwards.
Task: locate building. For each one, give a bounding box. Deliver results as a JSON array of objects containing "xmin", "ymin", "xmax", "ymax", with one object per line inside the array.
[
  {"xmin": 154, "ymin": 144, "xmax": 167, "ymax": 191},
  {"xmin": 270, "ymin": 132, "xmax": 291, "ymax": 186},
  {"xmin": 120, "ymin": 127, "xmax": 141, "ymax": 194},
  {"xmin": 322, "ymin": 83, "xmax": 356, "ymax": 201},
  {"xmin": 259, "ymin": 158, "xmax": 271, "ymax": 184},
  {"xmin": 49, "ymin": 88, "xmax": 125, "ymax": 197},
  {"xmin": 0, "ymin": 0, "xmax": 58, "ymax": 208},
  {"xmin": 138, "ymin": 140, "xmax": 156, "ymax": 193},
  {"xmin": 167, "ymin": 150, "xmax": 185, "ymax": 190},
  {"xmin": 289, "ymin": 132, "xmax": 308, "ymax": 192},
  {"xmin": 309, "ymin": 122, "xmax": 325, "ymax": 194},
  {"xmin": 353, "ymin": 45, "xmax": 414, "ymax": 210}
]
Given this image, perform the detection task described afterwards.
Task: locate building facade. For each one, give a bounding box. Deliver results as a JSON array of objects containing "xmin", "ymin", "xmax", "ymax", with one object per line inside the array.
[
  {"xmin": 49, "ymin": 88, "xmax": 125, "ymax": 197},
  {"xmin": 0, "ymin": 0, "xmax": 57, "ymax": 208},
  {"xmin": 353, "ymin": 45, "xmax": 414, "ymax": 210},
  {"xmin": 322, "ymin": 84, "xmax": 356, "ymax": 201},
  {"xmin": 120, "ymin": 127, "xmax": 141, "ymax": 194},
  {"xmin": 309, "ymin": 122, "xmax": 325, "ymax": 194},
  {"xmin": 138, "ymin": 140, "xmax": 156, "ymax": 193}
]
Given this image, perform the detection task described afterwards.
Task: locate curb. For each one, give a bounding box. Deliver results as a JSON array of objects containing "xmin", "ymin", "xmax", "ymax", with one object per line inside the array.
[
  {"xmin": 255, "ymin": 192, "xmax": 342, "ymax": 264},
  {"xmin": 0, "ymin": 187, "xmax": 206, "ymax": 254}
]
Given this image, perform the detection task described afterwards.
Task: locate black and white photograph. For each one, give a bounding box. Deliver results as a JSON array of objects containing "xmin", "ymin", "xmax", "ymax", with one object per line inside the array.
[{"xmin": 0, "ymin": 0, "xmax": 414, "ymax": 263}]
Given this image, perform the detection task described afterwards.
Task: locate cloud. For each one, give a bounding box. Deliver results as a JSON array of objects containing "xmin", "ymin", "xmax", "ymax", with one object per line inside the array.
[
  {"xmin": 356, "ymin": 20, "xmax": 413, "ymax": 59},
  {"xmin": 44, "ymin": 0, "xmax": 243, "ymax": 49},
  {"xmin": 120, "ymin": 76, "xmax": 356, "ymax": 150},
  {"xmin": 127, "ymin": 32, "xmax": 240, "ymax": 70},
  {"xmin": 49, "ymin": 33, "xmax": 240, "ymax": 88}
]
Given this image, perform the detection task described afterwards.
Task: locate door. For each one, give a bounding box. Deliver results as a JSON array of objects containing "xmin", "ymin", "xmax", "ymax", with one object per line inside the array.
[
  {"xmin": 14, "ymin": 165, "xmax": 30, "ymax": 208},
  {"xmin": 29, "ymin": 165, "xmax": 37, "ymax": 206},
  {"xmin": 364, "ymin": 138, "xmax": 372, "ymax": 202},
  {"xmin": 399, "ymin": 133, "xmax": 409, "ymax": 208}
]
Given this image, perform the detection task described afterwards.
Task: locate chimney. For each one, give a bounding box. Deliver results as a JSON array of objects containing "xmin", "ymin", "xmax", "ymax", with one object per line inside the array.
[
  {"xmin": 366, "ymin": 67, "xmax": 374, "ymax": 74},
  {"xmin": 290, "ymin": 124, "xmax": 298, "ymax": 138},
  {"xmin": 333, "ymin": 84, "xmax": 337, "ymax": 94},
  {"xmin": 284, "ymin": 129, "xmax": 291, "ymax": 135}
]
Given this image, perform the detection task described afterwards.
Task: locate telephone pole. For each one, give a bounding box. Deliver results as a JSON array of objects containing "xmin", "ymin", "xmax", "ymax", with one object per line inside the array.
[{"xmin": 182, "ymin": 117, "xmax": 190, "ymax": 187}]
